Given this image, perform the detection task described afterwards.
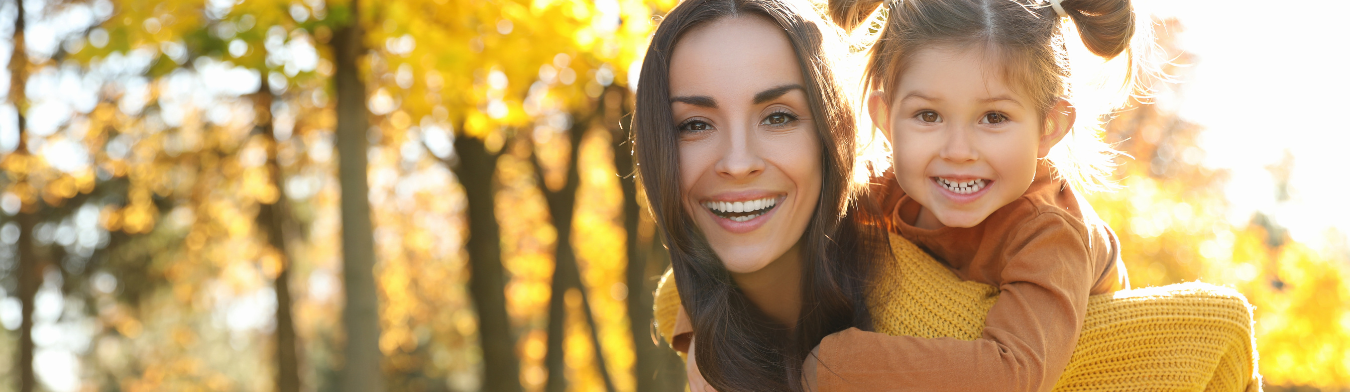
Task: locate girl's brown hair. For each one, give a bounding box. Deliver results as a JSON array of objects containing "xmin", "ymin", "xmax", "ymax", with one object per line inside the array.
[
  {"xmin": 832, "ymin": 0, "xmax": 1142, "ymax": 193},
  {"xmin": 631, "ymin": 0, "xmax": 883, "ymax": 390}
]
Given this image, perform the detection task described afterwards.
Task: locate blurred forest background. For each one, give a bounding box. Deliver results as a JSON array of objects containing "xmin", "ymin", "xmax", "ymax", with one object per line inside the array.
[{"xmin": 0, "ymin": 0, "xmax": 1344, "ymax": 391}]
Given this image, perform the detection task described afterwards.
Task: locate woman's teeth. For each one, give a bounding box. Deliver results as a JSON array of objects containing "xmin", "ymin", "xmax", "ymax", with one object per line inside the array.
[
  {"xmin": 701, "ymin": 197, "xmax": 778, "ymax": 222},
  {"xmin": 937, "ymin": 177, "xmax": 988, "ymax": 195}
]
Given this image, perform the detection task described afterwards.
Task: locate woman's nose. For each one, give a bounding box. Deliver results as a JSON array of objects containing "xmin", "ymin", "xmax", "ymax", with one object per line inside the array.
[{"xmin": 714, "ymin": 125, "xmax": 766, "ymax": 179}]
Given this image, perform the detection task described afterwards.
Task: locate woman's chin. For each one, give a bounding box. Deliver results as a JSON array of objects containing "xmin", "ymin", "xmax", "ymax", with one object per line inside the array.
[{"xmin": 716, "ymin": 250, "xmax": 778, "ymax": 275}]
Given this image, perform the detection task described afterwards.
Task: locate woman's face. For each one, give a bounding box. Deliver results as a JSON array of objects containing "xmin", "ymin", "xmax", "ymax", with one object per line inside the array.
[{"xmin": 669, "ymin": 16, "xmax": 822, "ymax": 275}]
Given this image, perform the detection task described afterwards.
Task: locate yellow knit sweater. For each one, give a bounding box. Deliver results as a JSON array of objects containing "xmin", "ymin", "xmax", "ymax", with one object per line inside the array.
[{"xmin": 654, "ymin": 233, "xmax": 1262, "ymax": 391}]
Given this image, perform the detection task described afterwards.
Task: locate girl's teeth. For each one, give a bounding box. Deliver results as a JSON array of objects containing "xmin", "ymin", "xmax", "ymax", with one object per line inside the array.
[{"xmin": 938, "ymin": 178, "xmax": 987, "ymax": 194}]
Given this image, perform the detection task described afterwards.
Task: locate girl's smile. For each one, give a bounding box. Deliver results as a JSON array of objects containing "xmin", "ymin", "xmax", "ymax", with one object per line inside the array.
[{"xmin": 933, "ymin": 176, "xmax": 992, "ymax": 200}]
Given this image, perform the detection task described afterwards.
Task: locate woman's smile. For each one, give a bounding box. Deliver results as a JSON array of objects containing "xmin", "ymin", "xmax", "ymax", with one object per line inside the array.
[{"xmin": 699, "ymin": 194, "xmax": 786, "ymax": 233}]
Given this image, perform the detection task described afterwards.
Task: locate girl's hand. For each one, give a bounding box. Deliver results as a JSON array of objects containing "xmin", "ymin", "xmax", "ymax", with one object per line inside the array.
[{"xmin": 686, "ymin": 336, "xmax": 718, "ymax": 392}]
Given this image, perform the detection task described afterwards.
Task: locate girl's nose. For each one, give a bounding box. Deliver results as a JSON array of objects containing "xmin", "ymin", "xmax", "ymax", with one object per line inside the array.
[
  {"xmin": 939, "ymin": 126, "xmax": 979, "ymax": 162},
  {"xmin": 714, "ymin": 125, "xmax": 766, "ymax": 179}
]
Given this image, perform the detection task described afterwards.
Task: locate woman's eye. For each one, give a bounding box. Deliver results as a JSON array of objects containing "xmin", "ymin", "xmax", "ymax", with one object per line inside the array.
[
  {"xmin": 917, "ymin": 111, "xmax": 941, "ymax": 123},
  {"xmin": 678, "ymin": 120, "xmax": 712, "ymax": 133},
  {"xmin": 761, "ymin": 112, "xmax": 797, "ymax": 126},
  {"xmin": 981, "ymin": 112, "xmax": 1008, "ymax": 124}
]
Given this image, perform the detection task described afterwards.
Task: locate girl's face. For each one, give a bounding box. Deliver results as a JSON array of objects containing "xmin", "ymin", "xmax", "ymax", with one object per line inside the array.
[
  {"xmin": 871, "ymin": 45, "xmax": 1069, "ymax": 229},
  {"xmin": 669, "ymin": 16, "xmax": 822, "ymax": 274}
]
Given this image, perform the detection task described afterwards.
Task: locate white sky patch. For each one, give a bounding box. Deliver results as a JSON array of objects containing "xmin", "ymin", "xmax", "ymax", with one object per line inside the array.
[
  {"xmin": 216, "ymin": 286, "xmax": 278, "ymax": 332},
  {"xmin": 196, "ymin": 57, "xmax": 262, "ymax": 97},
  {"xmin": 0, "ymin": 105, "xmax": 17, "ymax": 152},
  {"xmin": 42, "ymin": 138, "xmax": 90, "ymax": 173},
  {"xmin": 35, "ymin": 349, "xmax": 80, "ymax": 392},
  {"xmin": 1148, "ymin": 0, "xmax": 1350, "ymax": 250}
]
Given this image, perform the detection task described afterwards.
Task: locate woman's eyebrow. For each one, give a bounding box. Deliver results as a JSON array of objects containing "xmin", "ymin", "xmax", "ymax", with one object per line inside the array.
[
  {"xmin": 671, "ymin": 95, "xmax": 717, "ymax": 108},
  {"xmin": 753, "ymin": 84, "xmax": 805, "ymax": 104}
]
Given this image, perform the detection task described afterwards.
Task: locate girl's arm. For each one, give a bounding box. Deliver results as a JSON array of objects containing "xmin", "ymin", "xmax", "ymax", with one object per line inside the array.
[{"xmin": 808, "ymin": 213, "xmax": 1096, "ymax": 392}]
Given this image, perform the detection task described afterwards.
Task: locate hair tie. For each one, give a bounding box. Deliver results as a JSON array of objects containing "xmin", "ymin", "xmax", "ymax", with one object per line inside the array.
[{"xmin": 1049, "ymin": 0, "xmax": 1067, "ymax": 17}]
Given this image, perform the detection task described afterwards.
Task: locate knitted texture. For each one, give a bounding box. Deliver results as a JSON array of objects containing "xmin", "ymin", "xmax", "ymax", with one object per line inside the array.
[
  {"xmin": 654, "ymin": 269, "xmax": 683, "ymax": 359},
  {"xmin": 653, "ymin": 233, "xmax": 1262, "ymax": 391}
]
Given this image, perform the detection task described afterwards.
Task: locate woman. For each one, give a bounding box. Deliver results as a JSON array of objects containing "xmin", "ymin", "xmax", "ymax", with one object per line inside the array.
[
  {"xmin": 631, "ymin": 0, "xmax": 881, "ymax": 390},
  {"xmin": 633, "ymin": 0, "xmax": 1259, "ymax": 390}
]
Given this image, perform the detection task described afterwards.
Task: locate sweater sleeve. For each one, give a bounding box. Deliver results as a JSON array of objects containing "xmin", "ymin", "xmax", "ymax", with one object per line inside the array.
[
  {"xmin": 811, "ymin": 213, "xmax": 1094, "ymax": 392},
  {"xmin": 672, "ymin": 307, "xmax": 693, "ymax": 354}
]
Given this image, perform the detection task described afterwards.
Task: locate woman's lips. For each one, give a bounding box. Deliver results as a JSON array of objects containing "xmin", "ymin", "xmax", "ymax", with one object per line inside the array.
[{"xmin": 699, "ymin": 195, "xmax": 785, "ymax": 234}]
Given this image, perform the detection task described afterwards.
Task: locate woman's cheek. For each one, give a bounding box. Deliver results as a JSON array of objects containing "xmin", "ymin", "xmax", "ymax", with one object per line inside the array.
[{"xmin": 679, "ymin": 142, "xmax": 710, "ymax": 197}]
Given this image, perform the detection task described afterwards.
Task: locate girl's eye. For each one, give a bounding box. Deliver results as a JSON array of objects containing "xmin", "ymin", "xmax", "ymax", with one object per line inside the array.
[
  {"xmin": 981, "ymin": 112, "xmax": 1008, "ymax": 124},
  {"xmin": 916, "ymin": 111, "xmax": 941, "ymax": 123},
  {"xmin": 678, "ymin": 120, "xmax": 712, "ymax": 133},
  {"xmin": 761, "ymin": 112, "xmax": 798, "ymax": 126}
]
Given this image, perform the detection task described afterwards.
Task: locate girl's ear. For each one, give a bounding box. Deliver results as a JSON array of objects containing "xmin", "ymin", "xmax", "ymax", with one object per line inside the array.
[
  {"xmin": 1039, "ymin": 98, "xmax": 1075, "ymax": 158},
  {"xmin": 867, "ymin": 91, "xmax": 892, "ymax": 142}
]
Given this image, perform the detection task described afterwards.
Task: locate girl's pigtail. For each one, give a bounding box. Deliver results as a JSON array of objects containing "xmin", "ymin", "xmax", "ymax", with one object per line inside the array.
[
  {"xmin": 829, "ymin": 0, "xmax": 885, "ymax": 33},
  {"xmin": 1061, "ymin": 0, "xmax": 1136, "ymax": 59}
]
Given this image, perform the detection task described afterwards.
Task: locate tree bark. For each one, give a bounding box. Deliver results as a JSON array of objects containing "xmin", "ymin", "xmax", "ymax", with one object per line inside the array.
[
  {"xmin": 252, "ymin": 88, "xmax": 302, "ymax": 392},
  {"xmin": 452, "ymin": 135, "xmax": 523, "ymax": 392},
  {"xmin": 9, "ymin": 1, "xmax": 39, "ymax": 391},
  {"xmin": 539, "ymin": 117, "xmax": 617, "ymax": 392},
  {"xmin": 331, "ymin": 1, "xmax": 382, "ymax": 390},
  {"xmin": 15, "ymin": 213, "xmax": 38, "ymax": 392}
]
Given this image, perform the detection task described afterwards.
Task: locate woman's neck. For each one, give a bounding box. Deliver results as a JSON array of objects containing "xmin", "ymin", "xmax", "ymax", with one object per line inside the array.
[{"xmin": 730, "ymin": 241, "xmax": 803, "ymax": 329}]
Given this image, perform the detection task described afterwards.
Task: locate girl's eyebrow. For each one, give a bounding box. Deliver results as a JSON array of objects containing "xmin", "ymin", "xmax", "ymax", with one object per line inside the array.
[
  {"xmin": 899, "ymin": 92, "xmax": 1023, "ymax": 107},
  {"xmin": 899, "ymin": 91, "xmax": 939, "ymax": 103},
  {"xmin": 753, "ymin": 84, "xmax": 805, "ymax": 104},
  {"xmin": 980, "ymin": 96, "xmax": 1023, "ymax": 106}
]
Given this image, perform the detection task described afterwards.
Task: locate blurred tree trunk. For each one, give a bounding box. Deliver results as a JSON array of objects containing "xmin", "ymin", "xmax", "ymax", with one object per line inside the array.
[
  {"xmin": 331, "ymin": 1, "xmax": 382, "ymax": 391},
  {"xmin": 451, "ymin": 135, "xmax": 523, "ymax": 392},
  {"xmin": 538, "ymin": 115, "xmax": 616, "ymax": 392},
  {"xmin": 608, "ymin": 88, "xmax": 686, "ymax": 392},
  {"xmin": 15, "ymin": 214, "xmax": 38, "ymax": 392},
  {"xmin": 8, "ymin": 1, "xmax": 39, "ymax": 391},
  {"xmin": 252, "ymin": 88, "xmax": 302, "ymax": 392}
]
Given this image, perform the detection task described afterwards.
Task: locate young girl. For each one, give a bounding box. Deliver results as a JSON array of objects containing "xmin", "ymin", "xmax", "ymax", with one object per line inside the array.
[{"xmin": 803, "ymin": 0, "xmax": 1137, "ymax": 389}]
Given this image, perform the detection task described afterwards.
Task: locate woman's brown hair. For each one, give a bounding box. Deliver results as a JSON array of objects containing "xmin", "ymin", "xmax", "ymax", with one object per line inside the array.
[
  {"xmin": 630, "ymin": 0, "xmax": 882, "ymax": 390},
  {"xmin": 832, "ymin": 0, "xmax": 1142, "ymax": 193}
]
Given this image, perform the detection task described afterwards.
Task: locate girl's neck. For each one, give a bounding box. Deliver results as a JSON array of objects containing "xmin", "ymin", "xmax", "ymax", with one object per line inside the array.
[{"xmin": 730, "ymin": 241, "xmax": 803, "ymax": 330}]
